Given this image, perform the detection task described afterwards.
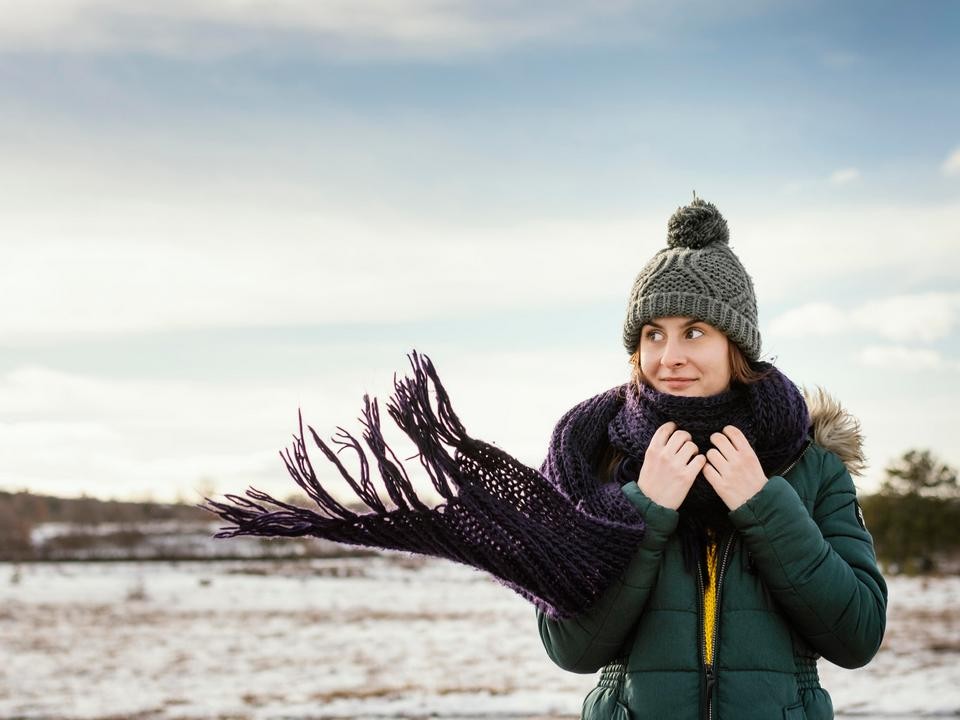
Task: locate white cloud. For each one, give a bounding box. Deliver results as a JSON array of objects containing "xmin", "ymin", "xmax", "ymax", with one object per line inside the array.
[
  {"xmin": 850, "ymin": 294, "xmax": 959, "ymax": 342},
  {"xmin": 0, "ymin": 210, "xmax": 652, "ymax": 343},
  {"xmin": 942, "ymin": 146, "xmax": 960, "ymax": 177},
  {"xmin": 5, "ymin": 195, "xmax": 960, "ymax": 343},
  {"xmin": 733, "ymin": 201, "xmax": 960, "ymax": 303},
  {"xmin": 0, "ymin": 0, "xmax": 636, "ymax": 58},
  {"xmin": 0, "ymin": 365, "xmax": 304, "ymax": 499},
  {"xmin": 858, "ymin": 345, "xmax": 960, "ymax": 371},
  {"xmin": 828, "ymin": 167, "xmax": 860, "ymax": 185},
  {"xmin": 0, "ymin": 346, "xmax": 624, "ymax": 501},
  {"xmin": 0, "ymin": 0, "xmax": 787, "ymax": 59},
  {"xmin": 768, "ymin": 292, "xmax": 960, "ymax": 342},
  {"xmin": 767, "ymin": 302, "xmax": 849, "ymax": 337},
  {"xmin": 2, "ymin": 121, "xmax": 960, "ymax": 343}
]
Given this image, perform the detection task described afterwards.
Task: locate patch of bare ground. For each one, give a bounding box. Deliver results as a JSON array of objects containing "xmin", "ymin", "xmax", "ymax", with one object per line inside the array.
[
  {"xmin": 899, "ymin": 606, "xmax": 959, "ymax": 624},
  {"xmin": 433, "ymin": 684, "xmax": 516, "ymax": 696},
  {"xmin": 16, "ymin": 635, "xmax": 70, "ymax": 653},
  {"xmin": 250, "ymin": 656, "xmax": 287, "ymax": 671},
  {"xmin": 927, "ymin": 639, "xmax": 960, "ymax": 653},
  {"xmin": 884, "ymin": 605, "xmax": 960, "ymax": 655},
  {"xmin": 240, "ymin": 691, "xmax": 288, "ymax": 707},
  {"xmin": 345, "ymin": 608, "xmax": 483, "ymax": 622},
  {"xmin": 310, "ymin": 716, "xmax": 576, "ymax": 720},
  {"xmin": 292, "ymin": 608, "xmax": 495, "ymax": 624},
  {"xmin": 150, "ymin": 714, "xmax": 252, "ymax": 720},
  {"xmin": 164, "ymin": 650, "xmax": 194, "ymax": 672},
  {"xmin": 60, "ymin": 710, "xmax": 168, "ymax": 720},
  {"xmin": 309, "ymin": 683, "xmax": 421, "ymax": 702},
  {"xmin": 15, "ymin": 601, "xmax": 494, "ymax": 626},
  {"xmin": 225, "ymin": 562, "xmax": 369, "ymax": 578}
]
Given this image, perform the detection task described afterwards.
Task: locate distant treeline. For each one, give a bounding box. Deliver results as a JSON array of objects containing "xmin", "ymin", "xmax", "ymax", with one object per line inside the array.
[
  {"xmin": 0, "ymin": 490, "xmax": 209, "ymax": 558},
  {"xmin": 860, "ymin": 449, "xmax": 960, "ymax": 574},
  {"xmin": 2, "ymin": 449, "xmax": 958, "ymax": 573}
]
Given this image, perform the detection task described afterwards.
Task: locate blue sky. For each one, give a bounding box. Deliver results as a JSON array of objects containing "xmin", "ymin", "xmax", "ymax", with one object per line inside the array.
[{"xmin": 1, "ymin": 0, "xmax": 958, "ymax": 502}]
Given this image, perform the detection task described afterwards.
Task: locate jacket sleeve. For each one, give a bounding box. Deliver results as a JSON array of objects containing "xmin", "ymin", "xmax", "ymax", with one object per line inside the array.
[
  {"xmin": 728, "ymin": 449, "xmax": 888, "ymax": 668},
  {"xmin": 536, "ymin": 480, "xmax": 679, "ymax": 674}
]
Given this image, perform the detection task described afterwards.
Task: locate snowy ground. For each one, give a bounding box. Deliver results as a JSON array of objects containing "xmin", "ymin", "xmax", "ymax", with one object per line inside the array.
[{"xmin": 1, "ymin": 558, "xmax": 957, "ymax": 720}]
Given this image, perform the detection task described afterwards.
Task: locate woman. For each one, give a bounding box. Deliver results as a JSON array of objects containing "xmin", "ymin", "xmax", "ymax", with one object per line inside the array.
[
  {"xmin": 538, "ymin": 198, "xmax": 887, "ymax": 720},
  {"xmin": 206, "ymin": 197, "xmax": 886, "ymax": 720}
]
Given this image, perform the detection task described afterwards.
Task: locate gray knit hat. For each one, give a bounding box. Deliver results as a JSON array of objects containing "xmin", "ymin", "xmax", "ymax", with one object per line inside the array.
[{"xmin": 622, "ymin": 197, "xmax": 761, "ymax": 360}]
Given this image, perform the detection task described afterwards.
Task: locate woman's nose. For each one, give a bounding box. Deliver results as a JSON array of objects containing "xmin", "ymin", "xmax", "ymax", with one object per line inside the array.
[{"xmin": 661, "ymin": 339, "xmax": 686, "ymax": 366}]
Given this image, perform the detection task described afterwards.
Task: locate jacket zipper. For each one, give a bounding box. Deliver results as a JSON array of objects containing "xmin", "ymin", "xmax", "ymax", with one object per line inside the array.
[
  {"xmin": 777, "ymin": 439, "xmax": 811, "ymax": 477},
  {"xmin": 698, "ymin": 532, "xmax": 735, "ymax": 720}
]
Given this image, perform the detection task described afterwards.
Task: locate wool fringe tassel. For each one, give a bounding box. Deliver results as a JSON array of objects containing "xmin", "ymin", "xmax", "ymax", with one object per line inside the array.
[{"xmin": 203, "ymin": 351, "xmax": 476, "ymax": 540}]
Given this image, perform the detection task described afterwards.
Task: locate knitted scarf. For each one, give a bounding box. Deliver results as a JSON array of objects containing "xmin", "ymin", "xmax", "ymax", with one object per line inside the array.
[
  {"xmin": 204, "ymin": 351, "xmax": 809, "ymax": 620},
  {"xmin": 608, "ymin": 371, "xmax": 811, "ymax": 574}
]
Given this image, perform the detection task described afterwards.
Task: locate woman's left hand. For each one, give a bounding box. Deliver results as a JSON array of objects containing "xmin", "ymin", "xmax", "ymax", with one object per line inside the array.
[{"xmin": 703, "ymin": 425, "xmax": 769, "ymax": 511}]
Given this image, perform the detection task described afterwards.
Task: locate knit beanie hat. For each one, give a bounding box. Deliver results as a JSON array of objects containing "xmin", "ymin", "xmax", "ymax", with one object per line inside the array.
[{"xmin": 622, "ymin": 197, "xmax": 761, "ymax": 360}]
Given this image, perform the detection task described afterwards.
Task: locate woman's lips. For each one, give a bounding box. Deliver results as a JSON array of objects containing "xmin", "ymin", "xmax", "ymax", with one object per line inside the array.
[{"xmin": 662, "ymin": 378, "xmax": 696, "ymax": 388}]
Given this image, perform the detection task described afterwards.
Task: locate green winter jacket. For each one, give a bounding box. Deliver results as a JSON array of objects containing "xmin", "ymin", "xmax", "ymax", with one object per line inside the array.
[{"xmin": 537, "ymin": 391, "xmax": 888, "ymax": 720}]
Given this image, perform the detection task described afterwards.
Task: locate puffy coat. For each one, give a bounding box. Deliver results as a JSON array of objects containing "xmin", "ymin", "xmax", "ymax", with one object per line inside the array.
[{"xmin": 537, "ymin": 390, "xmax": 888, "ymax": 720}]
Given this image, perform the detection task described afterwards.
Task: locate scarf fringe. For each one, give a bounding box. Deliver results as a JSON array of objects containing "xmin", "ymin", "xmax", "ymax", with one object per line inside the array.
[{"xmin": 204, "ymin": 351, "xmax": 464, "ymax": 537}]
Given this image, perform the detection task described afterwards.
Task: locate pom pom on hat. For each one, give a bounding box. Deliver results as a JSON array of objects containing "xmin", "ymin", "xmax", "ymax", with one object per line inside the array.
[{"xmin": 666, "ymin": 196, "xmax": 729, "ymax": 249}]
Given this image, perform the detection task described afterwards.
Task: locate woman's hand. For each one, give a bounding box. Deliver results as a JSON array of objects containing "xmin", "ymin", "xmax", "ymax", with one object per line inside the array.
[
  {"xmin": 636, "ymin": 421, "xmax": 706, "ymax": 510},
  {"xmin": 703, "ymin": 425, "xmax": 769, "ymax": 510}
]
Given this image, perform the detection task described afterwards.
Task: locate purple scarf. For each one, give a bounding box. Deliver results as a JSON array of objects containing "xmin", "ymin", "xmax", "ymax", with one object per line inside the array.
[
  {"xmin": 608, "ymin": 369, "xmax": 811, "ymax": 571},
  {"xmin": 609, "ymin": 370, "xmax": 809, "ymax": 479},
  {"xmin": 205, "ymin": 352, "xmax": 809, "ymax": 619}
]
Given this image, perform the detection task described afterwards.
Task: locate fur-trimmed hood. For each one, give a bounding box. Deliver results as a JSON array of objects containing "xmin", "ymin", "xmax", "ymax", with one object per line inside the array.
[{"xmin": 803, "ymin": 387, "xmax": 867, "ymax": 477}]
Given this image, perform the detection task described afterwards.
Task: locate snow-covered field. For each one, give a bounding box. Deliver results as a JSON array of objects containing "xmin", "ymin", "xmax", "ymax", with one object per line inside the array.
[{"xmin": 1, "ymin": 558, "xmax": 957, "ymax": 719}]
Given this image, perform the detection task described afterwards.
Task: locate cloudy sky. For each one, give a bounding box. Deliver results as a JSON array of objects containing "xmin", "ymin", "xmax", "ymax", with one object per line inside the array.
[{"xmin": 1, "ymin": 0, "xmax": 958, "ymax": 505}]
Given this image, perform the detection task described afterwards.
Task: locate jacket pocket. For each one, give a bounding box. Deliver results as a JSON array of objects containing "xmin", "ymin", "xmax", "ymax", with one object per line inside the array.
[
  {"xmin": 783, "ymin": 701, "xmax": 807, "ymax": 720},
  {"xmin": 581, "ymin": 685, "xmax": 631, "ymax": 720}
]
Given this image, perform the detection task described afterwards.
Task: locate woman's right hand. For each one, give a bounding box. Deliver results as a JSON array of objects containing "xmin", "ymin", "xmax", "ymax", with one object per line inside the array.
[{"xmin": 635, "ymin": 421, "xmax": 705, "ymax": 510}]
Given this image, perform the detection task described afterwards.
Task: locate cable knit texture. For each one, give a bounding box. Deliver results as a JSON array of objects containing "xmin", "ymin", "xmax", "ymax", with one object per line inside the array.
[{"xmin": 623, "ymin": 198, "xmax": 761, "ymax": 360}]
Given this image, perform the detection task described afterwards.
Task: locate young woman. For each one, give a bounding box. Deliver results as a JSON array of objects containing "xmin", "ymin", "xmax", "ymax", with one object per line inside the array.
[
  {"xmin": 538, "ymin": 199, "xmax": 887, "ymax": 720},
  {"xmin": 207, "ymin": 198, "xmax": 886, "ymax": 720}
]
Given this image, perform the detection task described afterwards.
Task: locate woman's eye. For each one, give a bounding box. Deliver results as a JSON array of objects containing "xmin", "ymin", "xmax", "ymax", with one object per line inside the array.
[
  {"xmin": 687, "ymin": 327, "xmax": 705, "ymax": 339},
  {"xmin": 645, "ymin": 329, "xmax": 663, "ymax": 341}
]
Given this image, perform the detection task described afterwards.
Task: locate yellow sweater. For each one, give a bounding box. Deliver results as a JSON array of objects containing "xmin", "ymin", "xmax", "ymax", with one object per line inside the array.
[{"xmin": 703, "ymin": 540, "xmax": 719, "ymax": 665}]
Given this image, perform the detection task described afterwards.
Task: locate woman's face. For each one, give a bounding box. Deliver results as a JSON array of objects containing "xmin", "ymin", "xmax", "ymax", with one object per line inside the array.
[{"xmin": 638, "ymin": 316, "xmax": 732, "ymax": 397}]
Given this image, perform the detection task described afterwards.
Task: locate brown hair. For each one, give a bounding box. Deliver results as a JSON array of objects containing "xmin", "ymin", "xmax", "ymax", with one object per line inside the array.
[{"xmin": 598, "ymin": 338, "xmax": 771, "ymax": 483}]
